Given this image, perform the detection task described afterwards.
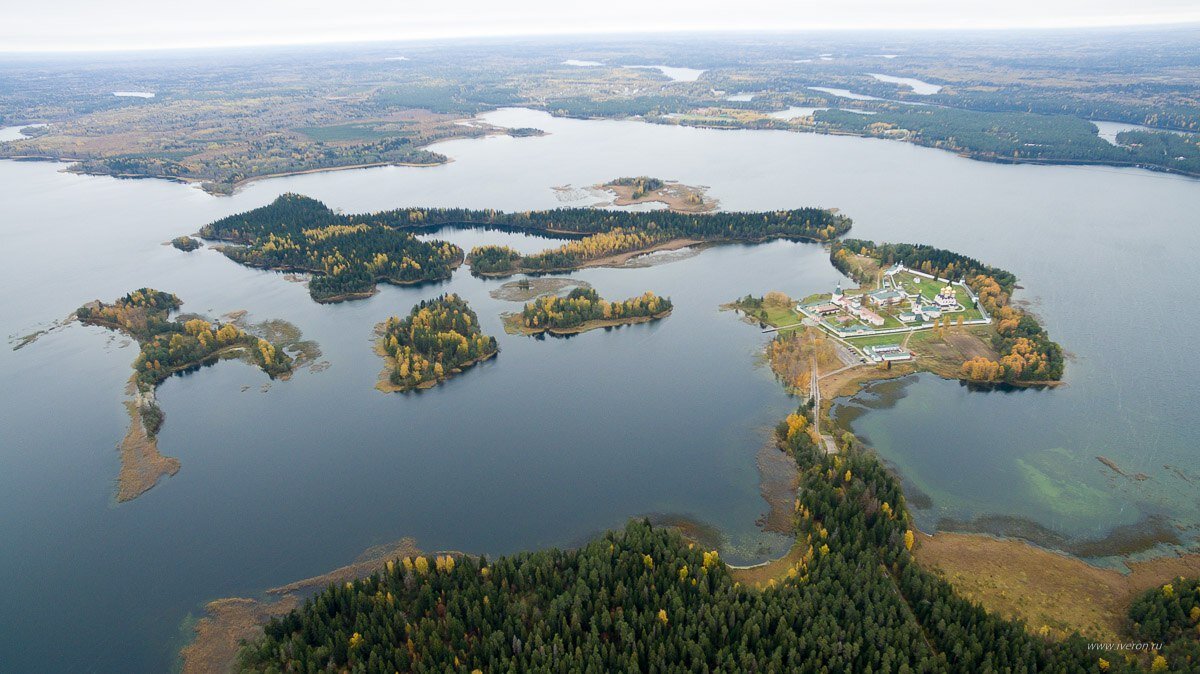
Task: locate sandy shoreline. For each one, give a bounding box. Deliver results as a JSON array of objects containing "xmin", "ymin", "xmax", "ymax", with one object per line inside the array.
[{"xmin": 179, "ymin": 537, "xmax": 421, "ymax": 673}]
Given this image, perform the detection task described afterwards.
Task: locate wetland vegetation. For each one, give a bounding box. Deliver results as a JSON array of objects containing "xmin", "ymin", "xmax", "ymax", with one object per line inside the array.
[{"xmin": 76, "ymin": 289, "xmax": 298, "ymax": 501}]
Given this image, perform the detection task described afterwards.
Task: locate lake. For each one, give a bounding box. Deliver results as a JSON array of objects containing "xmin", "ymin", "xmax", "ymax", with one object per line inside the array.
[
  {"xmin": 868, "ymin": 73, "xmax": 942, "ymax": 95},
  {"xmin": 3, "ymin": 107, "xmax": 1200, "ymax": 671},
  {"xmin": 0, "ymin": 123, "xmax": 46, "ymax": 141}
]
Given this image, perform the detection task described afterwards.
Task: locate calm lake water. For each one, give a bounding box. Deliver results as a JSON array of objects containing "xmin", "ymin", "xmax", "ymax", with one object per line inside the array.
[{"xmin": 3, "ymin": 107, "xmax": 1200, "ymax": 671}]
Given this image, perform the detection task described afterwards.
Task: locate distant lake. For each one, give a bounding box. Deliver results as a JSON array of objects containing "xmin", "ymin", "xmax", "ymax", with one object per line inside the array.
[
  {"xmin": 0, "ymin": 123, "xmax": 46, "ymax": 141},
  {"xmin": 868, "ymin": 72, "xmax": 942, "ymax": 95},
  {"xmin": 1093, "ymin": 120, "xmax": 1197, "ymax": 145},
  {"xmin": 809, "ymin": 86, "xmax": 884, "ymax": 101},
  {"xmin": 563, "ymin": 59, "xmax": 604, "ymax": 67},
  {"xmin": 3, "ymin": 107, "xmax": 1200, "ymax": 671},
  {"xmin": 623, "ymin": 64, "xmax": 706, "ymax": 82},
  {"xmin": 112, "ymin": 91, "xmax": 155, "ymax": 98}
]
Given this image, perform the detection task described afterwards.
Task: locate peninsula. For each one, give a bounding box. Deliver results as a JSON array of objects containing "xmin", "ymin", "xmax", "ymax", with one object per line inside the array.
[
  {"xmin": 504, "ymin": 287, "xmax": 672, "ymax": 335},
  {"xmin": 731, "ymin": 239, "xmax": 1063, "ymax": 412},
  {"xmin": 77, "ymin": 289, "xmax": 298, "ymax": 501},
  {"xmin": 375, "ymin": 294, "xmax": 498, "ymax": 393}
]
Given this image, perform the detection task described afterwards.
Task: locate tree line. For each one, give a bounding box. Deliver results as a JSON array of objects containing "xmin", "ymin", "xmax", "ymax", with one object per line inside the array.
[
  {"xmin": 199, "ymin": 194, "xmax": 851, "ymax": 289},
  {"xmin": 238, "ymin": 398, "xmax": 1196, "ymax": 671},
  {"xmin": 379, "ymin": 294, "xmax": 498, "ymax": 392}
]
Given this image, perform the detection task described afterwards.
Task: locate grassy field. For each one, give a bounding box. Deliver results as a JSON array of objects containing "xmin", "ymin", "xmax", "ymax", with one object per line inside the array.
[{"xmin": 844, "ymin": 333, "xmax": 910, "ymax": 349}]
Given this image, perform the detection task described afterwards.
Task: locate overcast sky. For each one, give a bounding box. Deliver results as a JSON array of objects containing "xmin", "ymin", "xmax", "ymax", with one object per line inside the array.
[{"xmin": 4, "ymin": 0, "xmax": 1199, "ymax": 52}]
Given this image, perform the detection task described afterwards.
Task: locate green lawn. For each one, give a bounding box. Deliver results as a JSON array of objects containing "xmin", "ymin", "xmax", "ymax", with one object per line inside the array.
[{"xmin": 844, "ymin": 333, "xmax": 910, "ymax": 349}]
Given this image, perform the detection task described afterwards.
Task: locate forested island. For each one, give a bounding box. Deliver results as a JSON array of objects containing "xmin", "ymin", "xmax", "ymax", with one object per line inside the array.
[
  {"xmin": 77, "ymin": 289, "xmax": 296, "ymax": 501},
  {"xmin": 375, "ymin": 294, "xmax": 498, "ymax": 393},
  {"xmin": 170, "ymin": 235, "xmax": 200, "ymax": 252},
  {"xmin": 195, "ymin": 194, "xmax": 850, "ymax": 291},
  {"xmin": 506, "ymin": 287, "xmax": 672, "ymax": 335}
]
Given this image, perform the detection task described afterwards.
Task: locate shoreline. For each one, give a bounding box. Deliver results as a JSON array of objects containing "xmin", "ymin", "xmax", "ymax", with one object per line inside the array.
[
  {"xmin": 504, "ymin": 308, "xmax": 672, "ymax": 336},
  {"xmin": 179, "ymin": 537, "xmax": 422, "ymax": 674},
  {"xmin": 205, "ymin": 255, "xmax": 463, "ymax": 303},
  {"xmin": 116, "ymin": 395, "xmax": 179, "ymax": 503},
  {"xmin": 647, "ymin": 114, "xmax": 1200, "ymax": 181}
]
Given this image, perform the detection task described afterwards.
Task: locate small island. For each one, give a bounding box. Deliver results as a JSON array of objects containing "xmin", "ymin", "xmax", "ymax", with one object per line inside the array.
[
  {"xmin": 375, "ymin": 293, "xmax": 498, "ymax": 393},
  {"xmin": 77, "ymin": 289, "xmax": 298, "ymax": 501},
  {"xmin": 505, "ymin": 287, "xmax": 672, "ymax": 335},
  {"xmin": 600, "ymin": 176, "xmax": 718, "ymax": 213},
  {"xmin": 171, "ymin": 235, "xmax": 201, "ymax": 252}
]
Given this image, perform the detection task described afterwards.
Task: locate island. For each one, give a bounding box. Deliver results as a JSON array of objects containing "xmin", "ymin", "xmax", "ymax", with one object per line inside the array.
[
  {"xmin": 599, "ymin": 176, "xmax": 718, "ymax": 212},
  {"xmin": 504, "ymin": 287, "xmax": 672, "ymax": 335},
  {"xmin": 170, "ymin": 235, "xmax": 201, "ymax": 251},
  {"xmin": 194, "ymin": 193, "xmax": 850, "ymax": 293},
  {"xmin": 77, "ymin": 289, "xmax": 299, "ymax": 501},
  {"xmin": 375, "ymin": 293, "xmax": 498, "ymax": 393}
]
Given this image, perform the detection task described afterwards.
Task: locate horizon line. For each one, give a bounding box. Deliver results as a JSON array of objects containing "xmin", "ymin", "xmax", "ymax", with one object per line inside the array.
[{"xmin": 3, "ymin": 20, "xmax": 1199, "ymax": 56}]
